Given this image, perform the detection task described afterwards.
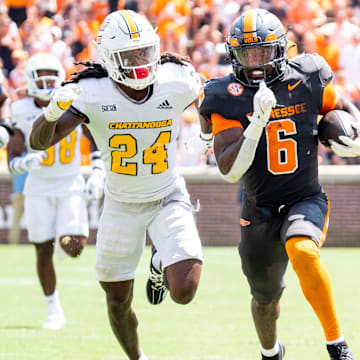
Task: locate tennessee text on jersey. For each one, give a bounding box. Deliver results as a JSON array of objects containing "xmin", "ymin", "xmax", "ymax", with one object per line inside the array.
[{"xmin": 199, "ymin": 53, "xmax": 336, "ymax": 208}]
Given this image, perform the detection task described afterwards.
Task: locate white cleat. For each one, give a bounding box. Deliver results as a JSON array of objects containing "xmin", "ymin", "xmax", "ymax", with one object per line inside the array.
[{"xmin": 43, "ymin": 313, "xmax": 66, "ymax": 330}]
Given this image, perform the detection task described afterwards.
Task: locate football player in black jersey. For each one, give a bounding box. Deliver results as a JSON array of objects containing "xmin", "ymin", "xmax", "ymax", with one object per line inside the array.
[{"xmin": 199, "ymin": 9, "xmax": 358, "ymax": 360}]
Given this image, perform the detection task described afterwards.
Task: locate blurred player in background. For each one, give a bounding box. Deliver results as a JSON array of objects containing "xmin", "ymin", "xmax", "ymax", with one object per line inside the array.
[
  {"xmin": 7, "ymin": 53, "xmax": 104, "ymax": 330},
  {"xmin": 199, "ymin": 9, "xmax": 358, "ymax": 360},
  {"xmin": 29, "ymin": 10, "xmax": 203, "ymax": 360},
  {"xmin": 7, "ymin": 169, "xmax": 27, "ymax": 244},
  {"xmin": 0, "ymin": 69, "xmax": 13, "ymax": 147}
]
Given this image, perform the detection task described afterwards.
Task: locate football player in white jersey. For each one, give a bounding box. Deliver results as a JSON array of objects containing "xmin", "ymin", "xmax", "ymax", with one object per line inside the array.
[
  {"xmin": 7, "ymin": 53, "xmax": 105, "ymax": 330},
  {"xmin": 0, "ymin": 69, "xmax": 14, "ymax": 147},
  {"xmin": 29, "ymin": 10, "xmax": 203, "ymax": 360}
]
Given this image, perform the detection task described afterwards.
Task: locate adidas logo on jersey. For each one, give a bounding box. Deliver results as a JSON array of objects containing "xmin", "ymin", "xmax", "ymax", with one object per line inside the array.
[{"xmin": 157, "ymin": 100, "xmax": 173, "ymax": 109}]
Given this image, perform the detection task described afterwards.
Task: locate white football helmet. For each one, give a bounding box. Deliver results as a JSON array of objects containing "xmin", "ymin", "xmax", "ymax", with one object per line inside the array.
[
  {"xmin": 95, "ymin": 10, "xmax": 160, "ymax": 90},
  {"xmin": 24, "ymin": 53, "xmax": 65, "ymax": 101}
]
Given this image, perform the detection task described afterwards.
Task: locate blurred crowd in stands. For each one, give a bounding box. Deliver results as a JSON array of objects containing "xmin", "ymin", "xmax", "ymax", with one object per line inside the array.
[{"xmin": 0, "ymin": 0, "xmax": 359, "ymax": 166}]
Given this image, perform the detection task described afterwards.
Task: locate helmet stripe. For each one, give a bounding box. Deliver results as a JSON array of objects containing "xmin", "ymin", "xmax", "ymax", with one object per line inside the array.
[
  {"xmin": 119, "ymin": 10, "xmax": 139, "ymax": 39},
  {"xmin": 243, "ymin": 10, "xmax": 256, "ymax": 39}
]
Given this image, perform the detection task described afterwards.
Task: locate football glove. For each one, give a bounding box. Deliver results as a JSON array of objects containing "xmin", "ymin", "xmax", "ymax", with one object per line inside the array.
[
  {"xmin": 184, "ymin": 132, "xmax": 212, "ymax": 155},
  {"xmin": 43, "ymin": 84, "xmax": 82, "ymax": 122},
  {"xmin": 85, "ymin": 168, "xmax": 105, "ymax": 201},
  {"xmin": 245, "ymin": 81, "xmax": 276, "ymax": 140},
  {"xmin": 0, "ymin": 126, "xmax": 10, "ymax": 148},
  {"xmin": 331, "ymin": 136, "xmax": 360, "ymax": 157},
  {"xmin": 9, "ymin": 152, "xmax": 45, "ymax": 174}
]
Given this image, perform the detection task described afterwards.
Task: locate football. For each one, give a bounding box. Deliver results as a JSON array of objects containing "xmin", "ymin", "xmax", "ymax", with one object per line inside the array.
[{"xmin": 318, "ymin": 110, "xmax": 357, "ymax": 149}]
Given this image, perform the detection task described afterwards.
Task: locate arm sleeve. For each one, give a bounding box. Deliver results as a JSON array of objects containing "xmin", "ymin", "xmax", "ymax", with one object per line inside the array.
[{"xmin": 219, "ymin": 136, "xmax": 259, "ymax": 183}]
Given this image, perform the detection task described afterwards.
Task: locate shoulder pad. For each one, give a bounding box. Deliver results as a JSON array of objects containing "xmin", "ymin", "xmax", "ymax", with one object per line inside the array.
[
  {"xmin": 76, "ymin": 78, "xmax": 109, "ymax": 104},
  {"xmin": 200, "ymin": 75, "xmax": 248, "ymax": 121},
  {"xmin": 158, "ymin": 62, "xmax": 199, "ymax": 85},
  {"xmin": 11, "ymin": 98, "xmax": 32, "ymax": 117},
  {"xmin": 157, "ymin": 62, "xmax": 201, "ymax": 105},
  {"xmin": 289, "ymin": 53, "xmax": 333, "ymax": 85}
]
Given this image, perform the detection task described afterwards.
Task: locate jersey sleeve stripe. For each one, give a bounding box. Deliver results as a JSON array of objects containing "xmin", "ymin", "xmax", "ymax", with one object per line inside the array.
[
  {"xmin": 211, "ymin": 113, "xmax": 244, "ymax": 136},
  {"xmin": 319, "ymin": 81, "xmax": 337, "ymax": 115}
]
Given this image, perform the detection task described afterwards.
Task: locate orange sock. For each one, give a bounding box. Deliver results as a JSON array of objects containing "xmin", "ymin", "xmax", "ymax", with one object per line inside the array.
[{"xmin": 285, "ymin": 236, "xmax": 341, "ymax": 341}]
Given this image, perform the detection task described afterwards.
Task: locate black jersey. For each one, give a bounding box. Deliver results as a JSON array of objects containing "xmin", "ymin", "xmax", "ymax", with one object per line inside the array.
[{"xmin": 200, "ymin": 53, "xmax": 334, "ymax": 208}]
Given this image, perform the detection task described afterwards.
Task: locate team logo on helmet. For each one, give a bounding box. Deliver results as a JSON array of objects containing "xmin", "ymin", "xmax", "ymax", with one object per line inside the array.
[{"xmin": 227, "ymin": 82, "xmax": 244, "ymax": 96}]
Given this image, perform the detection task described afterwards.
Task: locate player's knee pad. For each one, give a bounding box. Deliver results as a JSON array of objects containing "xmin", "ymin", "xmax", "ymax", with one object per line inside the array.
[
  {"xmin": 285, "ymin": 236, "xmax": 319, "ymax": 273},
  {"xmin": 59, "ymin": 235, "xmax": 87, "ymax": 257}
]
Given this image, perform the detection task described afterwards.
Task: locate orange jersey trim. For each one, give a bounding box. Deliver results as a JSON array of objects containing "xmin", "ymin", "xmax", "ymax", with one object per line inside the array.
[
  {"xmin": 318, "ymin": 196, "xmax": 330, "ymax": 248},
  {"xmin": 212, "ymin": 113, "xmax": 244, "ymax": 136},
  {"xmin": 320, "ymin": 82, "xmax": 337, "ymax": 115}
]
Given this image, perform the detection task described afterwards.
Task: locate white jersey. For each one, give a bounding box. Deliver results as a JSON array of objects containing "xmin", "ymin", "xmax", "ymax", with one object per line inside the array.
[
  {"xmin": 72, "ymin": 62, "xmax": 201, "ymax": 203},
  {"xmin": 12, "ymin": 97, "xmax": 83, "ymax": 196}
]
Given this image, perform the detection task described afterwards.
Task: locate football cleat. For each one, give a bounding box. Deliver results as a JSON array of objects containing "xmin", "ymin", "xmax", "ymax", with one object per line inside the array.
[
  {"xmin": 261, "ymin": 341, "xmax": 285, "ymax": 360},
  {"xmin": 327, "ymin": 341, "xmax": 354, "ymax": 360},
  {"xmin": 146, "ymin": 247, "xmax": 168, "ymax": 305},
  {"xmin": 43, "ymin": 312, "xmax": 66, "ymax": 330}
]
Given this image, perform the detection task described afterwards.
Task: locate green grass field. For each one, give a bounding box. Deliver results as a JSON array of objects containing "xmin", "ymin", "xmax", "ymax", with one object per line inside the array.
[{"xmin": 0, "ymin": 245, "xmax": 359, "ymax": 360}]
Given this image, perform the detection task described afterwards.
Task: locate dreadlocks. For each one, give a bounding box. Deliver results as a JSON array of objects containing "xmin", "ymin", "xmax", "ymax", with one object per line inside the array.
[
  {"xmin": 63, "ymin": 61, "xmax": 108, "ymax": 85},
  {"xmin": 64, "ymin": 52, "xmax": 191, "ymax": 85},
  {"xmin": 160, "ymin": 51, "xmax": 191, "ymax": 66}
]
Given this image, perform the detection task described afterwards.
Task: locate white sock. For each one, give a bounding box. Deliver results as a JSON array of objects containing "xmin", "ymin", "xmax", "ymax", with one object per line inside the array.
[
  {"xmin": 151, "ymin": 249, "xmax": 162, "ymax": 272},
  {"xmin": 261, "ymin": 340, "xmax": 280, "ymax": 357},
  {"xmin": 326, "ymin": 336, "xmax": 345, "ymax": 345},
  {"xmin": 44, "ymin": 290, "xmax": 63, "ymax": 315}
]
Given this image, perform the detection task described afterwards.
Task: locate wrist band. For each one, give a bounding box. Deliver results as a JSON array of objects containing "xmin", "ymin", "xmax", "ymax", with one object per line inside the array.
[{"xmin": 200, "ymin": 132, "xmax": 212, "ymax": 141}]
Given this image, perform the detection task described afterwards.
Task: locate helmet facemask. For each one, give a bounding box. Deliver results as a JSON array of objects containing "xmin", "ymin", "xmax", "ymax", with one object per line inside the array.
[
  {"xmin": 101, "ymin": 42, "xmax": 160, "ymax": 90},
  {"xmin": 228, "ymin": 35, "xmax": 287, "ymax": 87},
  {"xmin": 29, "ymin": 70, "xmax": 63, "ymax": 101},
  {"xmin": 24, "ymin": 53, "xmax": 65, "ymax": 101},
  {"xmin": 96, "ymin": 10, "xmax": 161, "ymax": 90},
  {"xmin": 226, "ymin": 9, "xmax": 288, "ymax": 87}
]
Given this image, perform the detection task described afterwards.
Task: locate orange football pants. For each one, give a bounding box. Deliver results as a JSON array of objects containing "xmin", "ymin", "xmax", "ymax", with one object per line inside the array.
[{"xmin": 286, "ymin": 236, "xmax": 341, "ymax": 341}]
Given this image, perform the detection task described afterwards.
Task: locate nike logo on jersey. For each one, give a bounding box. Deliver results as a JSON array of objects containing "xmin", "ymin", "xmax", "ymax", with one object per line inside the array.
[
  {"xmin": 240, "ymin": 218, "xmax": 251, "ymax": 227},
  {"xmin": 288, "ymin": 80, "xmax": 302, "ymax": 91},
  {"xmin": 157, "ymin": 100, "xmax": 173, "ymax": 109}
]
